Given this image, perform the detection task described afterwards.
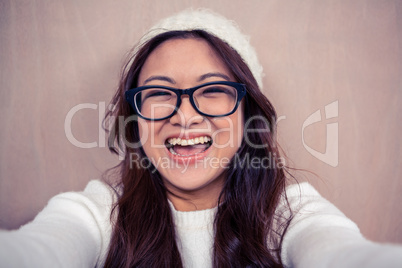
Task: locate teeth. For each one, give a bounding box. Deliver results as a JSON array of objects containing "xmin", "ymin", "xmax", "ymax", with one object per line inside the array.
[
  {"xmin": 170, "ymin": 147, "xmax": 178, "ymax": 155},
  {"xmin": 167, "ymin": 136, "xmax": 211, "ymax": 146}
]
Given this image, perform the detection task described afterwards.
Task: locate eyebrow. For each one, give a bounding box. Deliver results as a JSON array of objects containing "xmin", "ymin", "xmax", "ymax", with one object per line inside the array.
[
  {"xmin": 143, "ymin": 76, "xmax": 176, "ymax": 85},
  {"xmin": 143, "ymin": 72, "xmax": 231, "ymax": 86},
  {"xmin": 198, "ymin": 72, "xmax": 231, "ymax": 82}
]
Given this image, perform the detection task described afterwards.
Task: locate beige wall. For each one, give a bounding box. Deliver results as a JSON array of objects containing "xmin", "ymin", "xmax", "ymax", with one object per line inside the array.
[{"xmin": 0, "ymin": 0, "xmax": 401, "ymax": 243}]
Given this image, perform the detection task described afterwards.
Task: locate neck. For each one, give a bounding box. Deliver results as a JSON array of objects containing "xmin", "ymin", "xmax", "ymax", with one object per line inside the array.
[
  {"xmin": 167, "ymin": 194, "xmax": 217, "ymax": 211},
  {"xmin": 166, "ymin": 185, "xmax": 223, "ymax": 211}
]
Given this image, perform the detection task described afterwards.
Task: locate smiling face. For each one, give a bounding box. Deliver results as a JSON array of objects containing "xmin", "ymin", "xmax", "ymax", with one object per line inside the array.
[{"xmin": 137, "ymin": 38, "xmax": 244, "ymax": 210}]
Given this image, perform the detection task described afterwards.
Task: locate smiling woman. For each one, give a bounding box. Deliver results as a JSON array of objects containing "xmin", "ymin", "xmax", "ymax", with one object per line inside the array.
[
  {"xmin": 105, "ymin": 28, "xmax": 282, "ymax": 266},
  {"xmin": 135, "ymin": 37, "xmax": 245, "ymax": 210},
  {"xmin": 1, "ymin": 8, "xmax": 402, "ymax": 268}
]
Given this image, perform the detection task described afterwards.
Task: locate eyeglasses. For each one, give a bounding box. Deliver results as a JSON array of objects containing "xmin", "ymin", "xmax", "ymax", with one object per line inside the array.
[{"xmin": 125, "ymin": 81, "xmax": 246, "ymax": 121}]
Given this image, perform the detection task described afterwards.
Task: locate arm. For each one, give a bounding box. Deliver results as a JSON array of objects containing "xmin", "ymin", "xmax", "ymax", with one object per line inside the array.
[
  {"xmin": 280, "ymin": 182, "xmax": 402, "ymax": 268},
  {"xmin": 0, "ymin": 180, "xmax": 115, "ymax": 268}
]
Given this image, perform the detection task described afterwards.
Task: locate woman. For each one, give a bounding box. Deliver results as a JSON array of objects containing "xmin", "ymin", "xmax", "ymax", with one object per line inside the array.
[
  {"xmin": 106, "ymin": 12, "xmax": 287, "ymax": 267},
  {"xmin": 1, "ymin": 9, "xmax": 401, "ymax": 268}
]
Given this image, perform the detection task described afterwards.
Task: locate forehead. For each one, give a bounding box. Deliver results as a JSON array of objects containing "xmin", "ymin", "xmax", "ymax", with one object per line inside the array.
[{"xmin": 138, "ymin": 38, "xmax": 233, "ymax": 86}]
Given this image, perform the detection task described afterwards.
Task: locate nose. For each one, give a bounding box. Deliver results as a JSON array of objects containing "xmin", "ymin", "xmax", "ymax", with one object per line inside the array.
[{"xmin": 169, "ymin": 96, "xmax": 204, "ymax": 127}]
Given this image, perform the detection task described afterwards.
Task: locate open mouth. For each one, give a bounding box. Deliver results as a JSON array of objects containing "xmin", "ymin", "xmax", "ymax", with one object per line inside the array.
[{"xmin": 165, "ymin": 136, "xmax": 212, "ymax": 157}]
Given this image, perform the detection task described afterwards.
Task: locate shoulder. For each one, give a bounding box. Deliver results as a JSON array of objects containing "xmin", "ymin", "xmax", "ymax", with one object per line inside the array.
[
  {"xmin": 284, "ymin": 181, "xmax": 329, "ymax": 201},
  {"xmin": 283, "ymin": 182, "xmax": 358, "ymax": 228},
  {"xmin": 39, "ymin": 179, "xmax": 117, "ymax": 222},
  {"xmin": 0, "ymin": 179, "xmax": 117, "ymax": 267},
  {"xmin": 42, "ymin": 179, "xmax": 117, "ymax": 264},
  {"xmin": 280, "ymin": 182, "xmax": 360, "ymax": 235},
  {"xmin": 279, "ymin": 183, "xmax": 402, "ymax": 268},
  {"xmin": 279, "ymin": 182, "xmax": 360, "ymax": 267}
]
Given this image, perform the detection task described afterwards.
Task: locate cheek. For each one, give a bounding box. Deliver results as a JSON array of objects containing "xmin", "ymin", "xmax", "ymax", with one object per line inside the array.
[
  {"xmin": 212, "ymin": 111, "xmax": 244, "ymax": 149},
  {"xmin": 137, "ymin": 119, "xmax": 166, "ymax": 156}
]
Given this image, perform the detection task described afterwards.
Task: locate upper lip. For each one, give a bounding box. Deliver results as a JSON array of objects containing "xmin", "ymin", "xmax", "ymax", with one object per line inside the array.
[{"xmin": 165, "ymin": 132, "xmax": 212, "ymax": 141}]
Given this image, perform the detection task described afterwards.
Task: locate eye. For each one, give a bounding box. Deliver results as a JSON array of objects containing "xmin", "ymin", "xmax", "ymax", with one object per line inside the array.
[
  {"xmin": 202, "ymin": 86, "xmax": 227, "ymax": 94},
  {"xmin": 145, "ymin": 90, "xmax": 172, "ymax": 98},
  {"xmin": 142, "ymin": 89, "xmax": 174, "ymax": 101},
  {"xmin": 199, "ymin": 85, "xmax": 236, "ymax": 99}
]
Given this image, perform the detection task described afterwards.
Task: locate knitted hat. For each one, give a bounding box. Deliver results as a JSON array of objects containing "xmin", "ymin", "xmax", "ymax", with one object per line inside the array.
[{"xmin": 136, "ymin": 8, "xmax": 264, "ymax": 88}]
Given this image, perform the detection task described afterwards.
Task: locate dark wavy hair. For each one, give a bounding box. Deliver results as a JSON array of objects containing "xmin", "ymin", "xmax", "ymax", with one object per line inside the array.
[{"xmin": 104, "ymin": 30, "xmax": 292, "ymax": 267}]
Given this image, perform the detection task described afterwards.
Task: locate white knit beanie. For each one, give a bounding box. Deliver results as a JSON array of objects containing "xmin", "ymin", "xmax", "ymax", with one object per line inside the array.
[{"xmin": 137, "ymin": 8, "xmax": 264, "ymax": 89}]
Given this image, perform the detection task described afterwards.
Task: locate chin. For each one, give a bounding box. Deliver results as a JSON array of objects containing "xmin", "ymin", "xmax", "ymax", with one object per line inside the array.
[{"xmin": 161, "ymin": 168, "xmax": 225, "ymax": 193}]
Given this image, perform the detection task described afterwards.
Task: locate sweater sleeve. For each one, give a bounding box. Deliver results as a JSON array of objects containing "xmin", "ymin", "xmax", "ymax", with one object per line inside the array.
[
  {"xmin": 0, "ymin": 180, "xmax": 115, "ymax": 268},
  {"xmin": 280, "ymin": 182, "xmax": 402, "ymax": 268}
]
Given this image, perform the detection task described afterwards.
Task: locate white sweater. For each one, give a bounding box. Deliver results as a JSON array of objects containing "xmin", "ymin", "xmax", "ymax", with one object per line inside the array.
[{"xmin": 0, "ymin": 180, "xmax": 401, "ymax": 267}]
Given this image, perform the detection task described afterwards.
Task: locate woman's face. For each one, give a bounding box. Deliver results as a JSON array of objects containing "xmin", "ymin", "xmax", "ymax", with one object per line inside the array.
[{"xmin": 137, "ymin": 38, "xmax": 244, "ymax": 206}]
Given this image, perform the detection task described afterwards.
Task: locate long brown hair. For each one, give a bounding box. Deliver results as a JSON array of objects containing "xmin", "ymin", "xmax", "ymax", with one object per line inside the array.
[{"xmin": 104, "ymin": 30, "xmax": 292, "ymax": 267}]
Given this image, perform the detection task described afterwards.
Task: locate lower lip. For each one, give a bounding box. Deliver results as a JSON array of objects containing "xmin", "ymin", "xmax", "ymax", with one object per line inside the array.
[{"xmin": 165, "ymin": 145, "xmax": 212, "ymax": 165}]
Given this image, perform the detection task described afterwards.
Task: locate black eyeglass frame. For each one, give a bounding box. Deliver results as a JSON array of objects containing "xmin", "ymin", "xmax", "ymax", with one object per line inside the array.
[{"xmin": 125, "ymin": 81, "xmax": 247, "ymax": 121}]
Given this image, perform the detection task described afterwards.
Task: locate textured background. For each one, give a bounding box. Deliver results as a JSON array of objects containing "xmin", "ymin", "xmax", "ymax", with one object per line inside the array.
[{"xmin": 0, "ymin": 0, "xmax": 401, "ymax": 243}]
